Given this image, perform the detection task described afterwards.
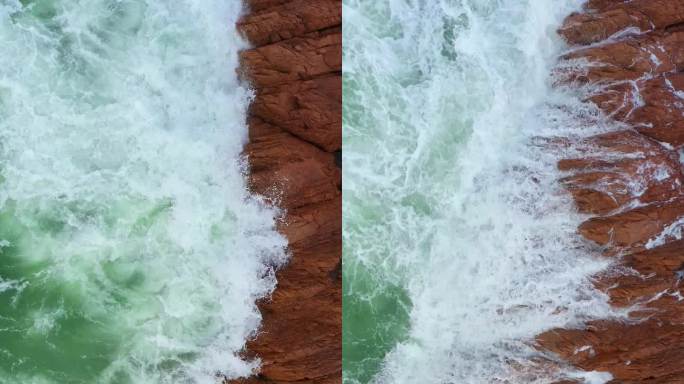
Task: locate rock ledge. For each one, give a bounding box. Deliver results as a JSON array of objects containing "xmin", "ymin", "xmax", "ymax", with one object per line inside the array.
[
  {"xmin": 231, "ymin": 1, "xmax": 342, "ymax": 383},
  {"xmin": 538, "ymin": 1, "xmax": 684, "ymax": 382}
]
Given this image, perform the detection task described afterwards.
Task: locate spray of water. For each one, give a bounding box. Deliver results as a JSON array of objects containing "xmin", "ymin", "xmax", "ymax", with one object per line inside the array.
[
  {"xmin": 343, "ymin": 0, "xmax": 624, "ymax": 382},
  {"xmin": 0, "ymin": 1, "xmax": 287, "ymax": 382}
]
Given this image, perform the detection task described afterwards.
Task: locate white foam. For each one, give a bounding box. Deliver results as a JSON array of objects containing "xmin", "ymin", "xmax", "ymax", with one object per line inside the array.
[
  {"xmin": 567, "ymin": 370, "xmax": 614, "ymax": 384},
  {"xmin": 645, "ymin": 216, "xmax": 684, "ymax": 249},
  {"xmin": 573, "ymin": 345, "xmax": 595, "ymax": 356},
  {"xmin": 344, "ymin": 0, "xmax": 619, "ymax": 382},
  {"xmin": 0, "ymin": 0, "xmax": 287, "ymax": 382}
]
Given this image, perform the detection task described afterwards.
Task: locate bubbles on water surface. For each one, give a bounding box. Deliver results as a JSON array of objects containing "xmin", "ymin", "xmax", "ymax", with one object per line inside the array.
[
  {"xmin": 0, "ymin": 0, "xmax": 287, "ymax": 382},
  {"xmin": 344, "ymin": 0, "xmax": 621, "ymax": 383}
]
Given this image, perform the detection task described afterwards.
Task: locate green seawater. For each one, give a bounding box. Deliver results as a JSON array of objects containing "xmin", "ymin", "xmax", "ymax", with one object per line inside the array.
[
  {"xmin": 342, "ymin": 249, "xmax": 411, "ymax": 384},
  {"xmin": 0, "ymin": 0, "xmax": 286, "ymax": 382},
  {"xmin": 0, "ymin": 200, "xmax": 170, "ymax": 383},
  {"xmin": 342, "ymin": 1, "xmax": 474, "ymax": 381},
  {"xmin": 342, "ymin": 0, "xmax": 615, "ymax": 383}
]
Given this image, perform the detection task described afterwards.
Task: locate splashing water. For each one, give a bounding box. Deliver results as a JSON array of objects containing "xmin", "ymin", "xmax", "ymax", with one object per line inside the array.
[
  {"xmin": 343, "ymin": 0, "xmax": 622, "ymax": 383},
  {"xmin": 0, "ymin": 0, "xmax": 287, "ymax": 383}
]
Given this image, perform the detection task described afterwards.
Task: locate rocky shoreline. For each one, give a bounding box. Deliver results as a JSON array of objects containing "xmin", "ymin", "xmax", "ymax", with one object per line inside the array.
[
  {"xmin": 230, "ymin": 0, "xmax": 684, "ymax": 382},
  {"xmin": 232, "ymin": 1, "xmax": 341, "ymax": 383},
  {"xmin": 538, "ymin": 1, "xmax": 684, "ymax": 382}
]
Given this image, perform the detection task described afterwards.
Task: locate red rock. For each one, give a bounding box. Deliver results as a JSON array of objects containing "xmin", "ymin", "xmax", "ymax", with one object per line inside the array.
[
  {"xmin": 537, "ymin": 320, "xmax": 684, "ymax": 383},
  {"xmin": 594, "ymin": 239, "xmax": 684, "ymax": 307},
  {"xmin": 240, "ymin": 30, "xmax": 341, "ymax": 88},
  {"xmin": 245, "ymin": 198, "xmax": 341, "ymax": 383},
  {"xmin": 238, "ymin": 0, "xmax": 341, "ymax": 46},
  {"xmin": 560, "ymin": 8, "xmax": 651, "ymax": 46},
  {"xmin": 538, "ymin": 241, "xmax": 684, "ymax": 382},
  {"xmin": 250, "ymin": 75, "xmax": 342, "ymax": 152},
  {"xmin": 245, "ymin": 119, "xmax": 340, "ymax": 210},
  {"xmin": 542, "ymin": 2, "xmax": 684, "ymax": 382},
  {"xmin": 586, "ymin": 73, "xmax": 684, "ymax": 147},
  {"xmin": 560, "ymin": 0, "xmax": 684, "ymax": 45},
  {"xmin": 558, "ymin": 131, "xmax": 683, "ymax": 214},
  {"xmin": 242, "ymin": 0, "xmax": 290, "ymax": 13},
  {"xmin": 630, "ymin": 73, "xmax": 684, "ymax": 146},
  {"xmin": 559, "ymin": 32, "xmax": 684, "ymax": 84},
  {"xmin": 231, "ymin": 1, "xmax": 341, "ymax": 383},
  {"xmin": 578, "ymin": 197, "xmax": 684, "ymax": 250},
  {"xmin": 247, "ymin": 148, "xmax": 339, "ymax": 210}
]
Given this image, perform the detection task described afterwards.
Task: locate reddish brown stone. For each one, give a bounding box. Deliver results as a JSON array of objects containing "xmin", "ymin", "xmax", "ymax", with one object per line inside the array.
[
  {"xmin": 559, "ymin": 32, "xmax": 684, "ymax": 84},
  {"xmin": 558, "ymin": 131, "xmax": 683, "ymax": 214},
  {"xmin": 594, "ymin": 239, "xmax": 684, "ymax": 308},
  {"xmin": 246, "ymin": 198, "xmax": 341, "ymax": 383},
  {"xmin": 242, "ymin": 0, "xmax": 290, "ymax": 13},
  {"xmin": 240, "ymin": 31, "xmax": 341, "ymax": 88},
  {"xmin": 245, "ymin": 123, "xmax": 340, "ymax": 209},
  {"xmin": 238, "ymin": 0, "xmax": 341, "ymax": 46},
  {"xmin": 630, "ymin": 73, "xmax": 684, "ymax": 146},
  {"xmin": 586, "ymin": 73, "xmax": 684, "ymax": 147},
  {"xmin": 560, "ymin": 0, "xmax": 684, "ymax": 45},
  {"xmin": 250, "ymin": 75, "xmax": 341, "ymax": 152},
  {"xmin": 560, "ymin": 8, "xmax": 651, "ymax": 46},
  {"xmin": 538, "ymin": 242, "xmax": 684, "ymax": 382},
  {"xmin": 578, "ymin": 197, "xmax": 684, "ymax": 250},
  {"xmin": 537, "ymin": 319, "xmax": 684, "ymax": 383},
  {"xmin": 540, "ymin": 2, "xmax": 684, "ymax": 382},
  {"xmin": 231, "ymin": 1, "xmax": 341, "ymax": 383}
]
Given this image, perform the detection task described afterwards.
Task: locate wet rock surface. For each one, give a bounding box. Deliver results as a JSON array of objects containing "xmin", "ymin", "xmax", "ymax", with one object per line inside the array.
[
  {"xmin": 231, "ymin": 1, "xmax": 341, "ymax": 383},
  {"xmin": 539, "ymin": 1, "xmax": 684, "ymax": 382}
]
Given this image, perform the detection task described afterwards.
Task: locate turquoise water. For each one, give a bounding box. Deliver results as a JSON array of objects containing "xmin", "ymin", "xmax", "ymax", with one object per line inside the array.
[
  {"xmin": 343, "ymin": 0, "xmax": 618, "ymax": 383},
  {"xmin": 0, "ymin": 1, "xmax": 287, "ymax": 382}
]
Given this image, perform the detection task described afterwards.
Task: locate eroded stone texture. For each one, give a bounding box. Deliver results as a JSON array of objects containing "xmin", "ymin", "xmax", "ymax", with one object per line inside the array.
[
  {"xmin": 586, "ymin": 73, "xmax": 684, "ymax": 146},
  {"xmin": 560, "ymin": 32, "xmax": 684, "ymax": 84},
  {"xmin": 539, "ymin": 1, "xmax": 684, "ymax": 382},
  {"xmin": 240, "ymin": 30, "xmax": 341, "ymax": 88},
  {"xmin": 538, "ymin": 243, "xmax": 684, "ymax": 383},
  {"xmin": 246, "ymin": 119, "xmax": 340, "ymax": 209},
  {"xmin": 559, "ymin": 131, "xmax": 684, "ymax": 215},
  {"xmin": 230, "ymin": 1, "xmax": 341, "ymax": 383},
  {"xmin": 578, "ymin": 197, "xmax": 684, "ymax": 250},
  {"xmin": 238, "ymin": 0, "xmax": 341, "ymax": 46},
  {"xmin": 249, "ymin": 75, "xmax": 342, "ymax": 151},
  {"xmin": 560, "ymin": 0, "xmax": 684, "ymax": 45},
  {"xmin": 538, "ymin": 319, "xmax": 684, "ymax": 383}
]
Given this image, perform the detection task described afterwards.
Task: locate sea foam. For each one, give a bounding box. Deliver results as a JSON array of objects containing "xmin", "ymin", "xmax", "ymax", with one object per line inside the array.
[
  {"xmin": 343, "ymin": 0, "xmax": 623, "ymax": 382},
  {"xmin": 0, "ymin": 1, "xmax": 286, "ymax": 382}
]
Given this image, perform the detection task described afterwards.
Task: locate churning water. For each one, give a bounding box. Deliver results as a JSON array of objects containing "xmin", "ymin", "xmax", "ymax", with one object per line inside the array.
[
  {"xmin": 343, "ymin": 0, "xmax": 622, "ymax": 383},
  {"xmin": 0, "ymin": 0, "xmax": 287, "ymax": 383}
]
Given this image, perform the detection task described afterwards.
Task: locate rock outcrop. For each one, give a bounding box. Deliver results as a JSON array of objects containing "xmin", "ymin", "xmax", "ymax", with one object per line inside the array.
[
  {"xmin": 231, "ymin": 1, "xmax": 341, "ymax": 383},
  {"xmin": 537, "ymin": 1, "xmax": 684, "ymax": 382}
]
